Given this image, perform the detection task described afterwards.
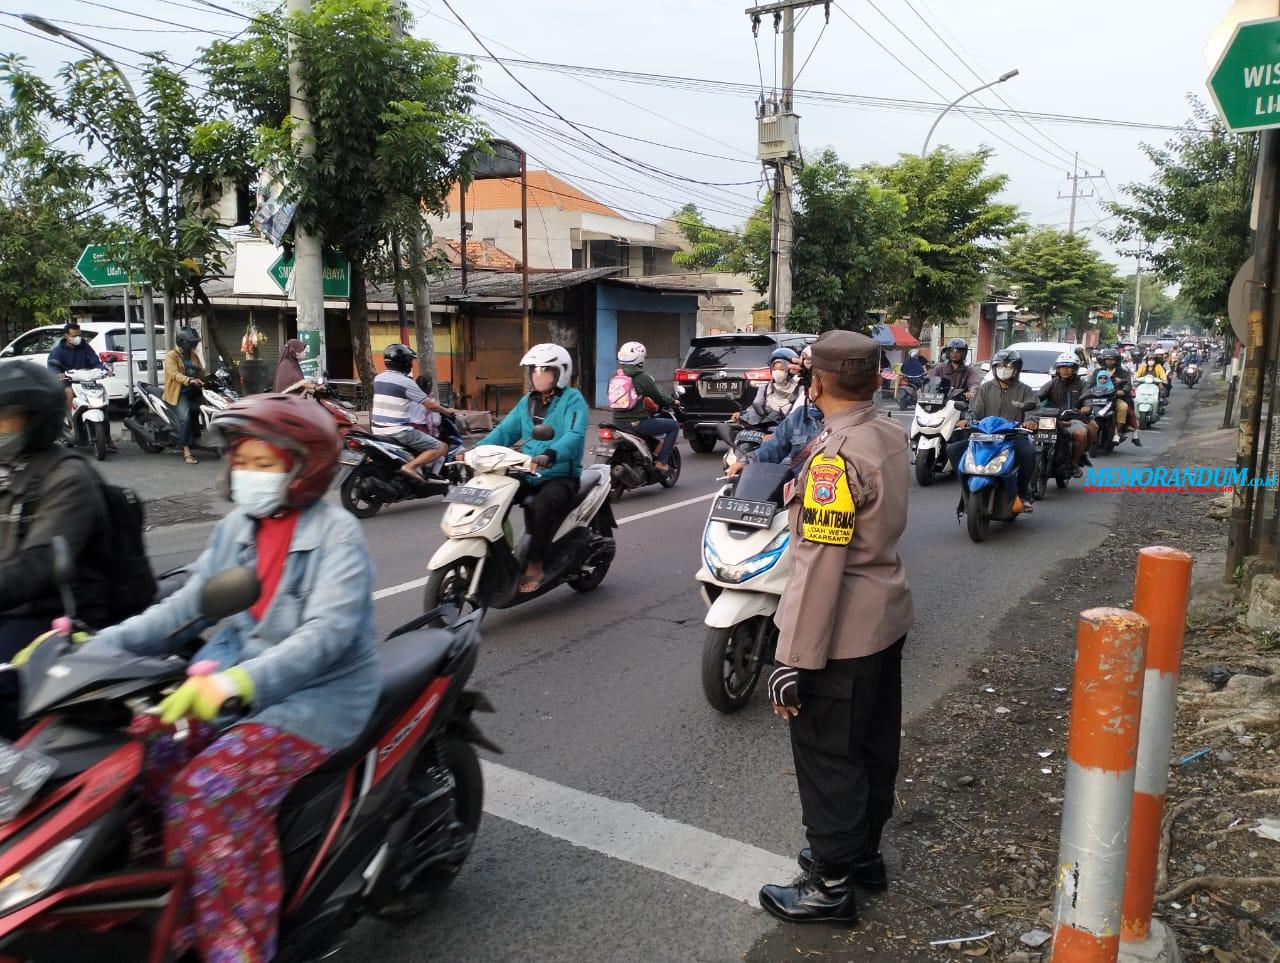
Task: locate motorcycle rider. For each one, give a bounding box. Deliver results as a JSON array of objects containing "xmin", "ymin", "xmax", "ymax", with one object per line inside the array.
[
  {"xmin": 728, "ymin": 347, "xmax": 821, "ymax": 477},
  {"xmin": 1099, "ymin": 347, "xmax": 1141, "ymax": 445},
  {"xmin": 46, "ymin": 321, "xmax": 114, "ymax": 448},
  {"xmin": 1137, "ymin": 350, "xmax": 1171, "ymax": 402},
  {"xmin": 948, "ymin": 348, "xmax": 1038, "ymax": 513},
  {"xmin": 0, "ymin": 364, "xmax": 111, "ymax": 738},
  {"xmin": 738, "ymin": 347, "xmax": 802, "ymax": 426},
  {"xmin": 928, "ymin": 337, "xmax": 981, "ymax": 399},
  {"xmin": 78, "ymin": 393, "xmax": 379, "ymax": 963},
  {"xmin": 1036, "ymin": 353, "xmax": 1092, "ymax": 476},
  {"xmin": 899, "ymin": 348, "xmax": 925, "ymax": 381},
  {"xmin": 372, "ymin": 344, "xmax": 449, "ymax": 482},
  {"xmin": 479, "ymin": 343, "xmax": 588, "ymax": 593},
  {"xmin": 612, "ymin": 341, "xmax": 679, "ymax": 473},
  {"xmin": 164, "ymin": 326, "xmax": 207, "ymax": 465}
]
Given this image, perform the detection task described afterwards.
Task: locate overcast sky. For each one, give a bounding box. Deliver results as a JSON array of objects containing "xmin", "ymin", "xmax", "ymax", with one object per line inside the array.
[{"xmin": 3, "ymin": 0, "xmax": 1231, "ymax": 269}]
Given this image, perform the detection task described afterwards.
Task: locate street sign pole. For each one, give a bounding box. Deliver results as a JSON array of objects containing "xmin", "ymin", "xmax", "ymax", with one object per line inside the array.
[{"xmin": 122, "ymin": 285, "xmax": 136, "ymax": 404}]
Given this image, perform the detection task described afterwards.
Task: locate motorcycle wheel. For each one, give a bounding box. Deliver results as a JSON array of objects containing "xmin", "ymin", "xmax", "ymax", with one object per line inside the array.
[
  {"xmin": 91, "ymin": 421, "xmax": 107, "ymax": 461},
  {"xmin": 340, "ymin": 465, "xmax": 385, "ymax": 518},
  {"xmin": 915, "ymin": 448, "xmax": 936, "ymax": 486},
  {"xmin": 423, "ymin": 558, "xmax": 479, "ymax": 618},
  {"xmin": 688, "ymin": 433, "xmax": 717, "ymax": 454},
  {"xmin": 1056, "ymin": 473, "xmax": 1070, "ymax": 490},
  {"xmin": 1033, "ymin": 458, "xmax": 1049, "ymax": 500},
  {"xmin": 701, "ymin": 620, "xmax": 765, "ymax": 713},
  {"xmin": 897, "ymin": 390, "xmax": 912, "ymax": 411},
  {"xmin": 406, "ymin": 737, "xmax": 483, "ymax": 897},
  {"xmin": 568, "ymin": 519, "xmax": 615, "ymax": 593},
  {"xmin": 965, "ymin": 489, "xmax": 990, "ymax": 543},
  {"xmin": 130, "ymin": 409, "xmax": 166, "ymax": 454},
  {"xmin": 660, "ymin": 448, "xmax": 681, "ymax": 488}
]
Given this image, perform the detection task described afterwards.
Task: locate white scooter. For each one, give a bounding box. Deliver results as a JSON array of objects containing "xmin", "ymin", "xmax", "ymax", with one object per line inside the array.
[
  {"xmin": 1135, "ymin": 375, "xmax": 1162, "ymax": 429},
  {"xmin": 124, "ymin": 367, "xmax": 238, "ymax": 454},
  {"xmin": 62, "ymin": 368, "xmax": 113, "ymax": 461},
  {"xmin": 696, "ymin": 456, "xmax": 791, "ymax": 713},
  {"xmin": 910, "ymin": 375, "xmax": 969, "ymax": 486},
  {"xmin": 423, "ymin": 425, "xmax": 616, "ymax": 614}
]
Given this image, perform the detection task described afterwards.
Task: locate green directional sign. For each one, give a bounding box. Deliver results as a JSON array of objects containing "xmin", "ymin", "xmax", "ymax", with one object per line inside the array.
[
  {"xmin": 268, "ymin": 251, "xmax": 351, "ymax": 299},
  {"xmin": 74, "ymin": 244, "xmax": 130, "ymax": 288},
  {"xmin": 1209, "ymin": 17, "xmax": 1280, "ymax": 132}
]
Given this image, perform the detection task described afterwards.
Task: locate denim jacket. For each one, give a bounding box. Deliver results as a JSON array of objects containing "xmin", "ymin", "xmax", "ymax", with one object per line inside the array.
[
  {"xmin": 755, "ymin": 402, "xmax": 823, "ymax": 466},
  {"xmin": 88, "ymin": 501, "xmax": 379, "ymax": 751}
]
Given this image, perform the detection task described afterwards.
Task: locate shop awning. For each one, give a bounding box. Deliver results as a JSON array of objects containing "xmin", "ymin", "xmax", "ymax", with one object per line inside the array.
[{"xmin": 872, "ymin": 323, "xmax": 919, "ymax": 348}]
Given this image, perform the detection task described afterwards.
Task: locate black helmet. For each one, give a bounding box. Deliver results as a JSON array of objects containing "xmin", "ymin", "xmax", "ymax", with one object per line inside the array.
[
  {"xmin": 0, "ymin": 363, "xmax": 65, "ymax": 454},
  {"xmin": 1098, "ymin": 347, "xmax": 1121, "ymax": 365},
  {"xmin": 175, "ymin": 326, "xmax": 201, "ymax": 352},
  {"xmin": 946, "ymin": 338, "xmax": 969, "ymax": 361},
  {"xmin": 991, "ymin": 348, "xmax": 1023, "ymax": 378},
  {"xmin": 383, "ymin": 343, "xmax": 416, "ymax": 374}
]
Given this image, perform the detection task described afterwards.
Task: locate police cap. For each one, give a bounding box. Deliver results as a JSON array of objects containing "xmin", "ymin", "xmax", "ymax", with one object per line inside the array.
[{"xmin": 809, "ymin": 330, "xmax": 879, "ymax": 375}]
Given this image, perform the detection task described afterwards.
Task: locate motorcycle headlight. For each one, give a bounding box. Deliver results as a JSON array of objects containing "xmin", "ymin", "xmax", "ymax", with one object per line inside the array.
[
  {"xmin": 443, "ymin": 504, "xmax": 500, "ymax": 538},
  {"xmin": 0, "ymin": 836, "xmax": 84, "ymax": 914},
  {"xmin": 915, "ymin": 415, "xmax": 943, "ymax": 429},
  {"xmin": 969, "ymin": 450, "xmax": 1011, "ymax": 475},
  {"xmin": 703, "ymin": 528, "xmax": 788, "ymax": 584}
]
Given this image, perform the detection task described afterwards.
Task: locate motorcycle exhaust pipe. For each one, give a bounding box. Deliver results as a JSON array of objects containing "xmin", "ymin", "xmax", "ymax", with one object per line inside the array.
[{"xmin": 365, "ymin": 476, "xmax": 400, "ymax": 501}]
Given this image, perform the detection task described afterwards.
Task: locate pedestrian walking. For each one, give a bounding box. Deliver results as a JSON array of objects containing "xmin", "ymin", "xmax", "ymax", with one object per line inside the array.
[
  {"xmin": 759, "ymin": 329, "xmax": 914, "ymax": 926},
  {"xmin": 273, "ymin": 338, "xmax": 308, "ymax": 392}
]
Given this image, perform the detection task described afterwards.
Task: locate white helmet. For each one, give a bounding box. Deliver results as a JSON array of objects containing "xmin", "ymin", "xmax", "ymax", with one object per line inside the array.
[
  {"xmin": 617, "ymin": 341, "xmax": 646, "ymax": 365},
  {"xmin": 1054, "ymin": 352, "xmax": 1079, "ymax": 369},
  {"xmin": 521, "ymin": 342, "xmax": 573, "ymax": 390}
]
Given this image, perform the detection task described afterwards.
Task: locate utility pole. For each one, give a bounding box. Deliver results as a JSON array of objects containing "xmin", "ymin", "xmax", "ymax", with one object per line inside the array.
[
  {"xmin": 1058, "ymin": 153, "xmax": 1105, "ymax": 235},
  {"xmin": 286, "ymin": 0, "xmax": 327, "ymax": 380},
  {"xmin": 1133, "ymin": 258, "xmax": 1143, "ymax": 341},
  {"xmin": 746, "ymin": 0, "xmax": 828, "ymax": 331}
]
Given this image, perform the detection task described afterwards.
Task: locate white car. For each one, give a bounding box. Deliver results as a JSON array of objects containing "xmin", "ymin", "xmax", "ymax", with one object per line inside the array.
[
  {"xmin": 982, "ymin": 341, "xmax": 1093, "ymax": 391},
  {"xmin": 0, "ymin": 322, "xmax": 166, "ymax": 406}
]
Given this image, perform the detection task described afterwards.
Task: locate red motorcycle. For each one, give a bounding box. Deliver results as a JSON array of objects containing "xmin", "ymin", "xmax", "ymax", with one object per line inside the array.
[{"xmin": 0, "ymin": 554, "xmax": 496, "ymax": 962}]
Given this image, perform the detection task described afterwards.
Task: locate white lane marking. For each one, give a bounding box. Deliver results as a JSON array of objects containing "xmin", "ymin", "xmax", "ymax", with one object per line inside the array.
[
  {"xmin": 370, "ymin": 491, "xmax": 717, "ymax": 600},
  {"xmin": 481, "ymin": 760, "xmax": 793, "ymax": 905}
]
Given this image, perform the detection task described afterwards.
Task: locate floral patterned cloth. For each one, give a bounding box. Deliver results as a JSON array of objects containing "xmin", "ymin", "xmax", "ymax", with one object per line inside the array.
[{"xmin": 132, "ymin": 719, "xmax": 329, "ymax": 963}]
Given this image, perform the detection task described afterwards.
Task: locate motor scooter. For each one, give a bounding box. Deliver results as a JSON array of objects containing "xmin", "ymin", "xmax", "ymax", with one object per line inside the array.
[
  {"xmin": 0, "ymin": 539, "xmax": 497, "ymax": 963},
  {"xmin": 423, "ymin": 425, "xmax": 616, "ymax": 614},
  {"xmin": 1182, "ymin": 362, "xmax": 1201, "ymax": 388},
  {"xmin": 593, "ymin": 405, "xmax": 681, "ymax": 501},
  {"xmin": 696, "ymin": 450, "xmax": 790, "ymax": 712},
  {"xmin": 957, "ymin": 406, "xmax": 1036, "ymax": 543},
  {"xmin": 896, "ymin": 373, "xmax": 924, "ymax": 411},
  {"xmin": 1135, "ymin": 375, "xmax": 1162, "ymax": 429},
  {"xmin": 61, "ymin": 368, "xmax": 112, "ymax": 461},
  {"xmin": 123, "ymin": 367, "xmax": 238, "ymax": 454},
  {"xmin": 339, "ymin": 416, "xmax": 465, "ymax": 518},
  {"xmin": 910, "ymin": 376, "xmax": 969, "ymax": 486}
]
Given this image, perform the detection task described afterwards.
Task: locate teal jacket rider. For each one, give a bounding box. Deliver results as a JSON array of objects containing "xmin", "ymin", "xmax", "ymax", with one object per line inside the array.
[{"xmin": 481, "ymin": 387, "xmax": 589, "ymax": 484}]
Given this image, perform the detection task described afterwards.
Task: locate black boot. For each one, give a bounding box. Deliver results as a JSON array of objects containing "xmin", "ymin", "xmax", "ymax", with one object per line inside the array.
[
  {"xmin": 759, "ymin": 868, "xmax": 858, "ymax": 925},
  {"xmin": 798, "ymin": 823, "xmax": 889, "ymax": 893}
]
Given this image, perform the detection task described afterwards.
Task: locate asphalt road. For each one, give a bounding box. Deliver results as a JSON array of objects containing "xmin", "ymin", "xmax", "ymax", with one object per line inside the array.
[{"xmin": 132, "ymin": 389, "xmax": 1200, "ymax": 963}]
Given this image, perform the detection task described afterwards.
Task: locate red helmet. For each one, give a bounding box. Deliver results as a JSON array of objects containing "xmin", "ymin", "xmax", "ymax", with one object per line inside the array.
[{"xmin": 210, "ymin": 394, "xmax": 341, "ymax": 509}]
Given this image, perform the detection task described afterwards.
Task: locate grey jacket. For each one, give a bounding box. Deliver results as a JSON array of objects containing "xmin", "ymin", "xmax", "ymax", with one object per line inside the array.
[{"xmin": 88, "ymin": 500, "xmax": 379, "ymax": 750}]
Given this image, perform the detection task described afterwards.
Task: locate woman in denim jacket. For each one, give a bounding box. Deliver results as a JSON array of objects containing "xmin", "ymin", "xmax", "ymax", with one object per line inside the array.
[{"xmin": 87, "ymin": 394, "xmax": 378, "ymax": 962}]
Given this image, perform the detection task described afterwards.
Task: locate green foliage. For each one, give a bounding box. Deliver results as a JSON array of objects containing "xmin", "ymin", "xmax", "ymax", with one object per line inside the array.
[
  {"xmin": 669, "ymin": 203, "xmax": 743, "ymax": 272},
  {"xmin": 788, "ymin": 149, "xmax": 910, "ymax": 333},
  {"xmin": 870, "ymin": 148, "xmax": 1025, "ymax": 338},
  {"xmin": 0, "ymin": 98, "xmax": 99, "ymax": 329},
  {"xmin": 1109, "ymin": 98, "xmax": 1255, "ymax": 324},
  {"xmin": 995, "ymin": 227, "xmax": 1122, "ymax": 334}
]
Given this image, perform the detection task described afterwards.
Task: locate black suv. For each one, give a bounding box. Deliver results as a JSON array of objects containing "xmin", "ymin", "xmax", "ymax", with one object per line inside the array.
[{"xmin": 675, "ymin": 332, "xmax": 816, "ymax": 453}]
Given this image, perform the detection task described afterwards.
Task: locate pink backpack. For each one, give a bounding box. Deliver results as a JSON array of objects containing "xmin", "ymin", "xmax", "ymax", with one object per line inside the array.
[{"xmin": 608, "ymin": 368, "xmax": 639, "ymax": 411}]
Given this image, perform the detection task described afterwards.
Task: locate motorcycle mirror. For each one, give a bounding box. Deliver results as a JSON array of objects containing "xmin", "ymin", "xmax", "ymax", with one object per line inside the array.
[
  {"xmin": 199, "ymin": 567, "xmax": 261, "ymax": 621},
  {"xmin": 530, "ymin": 424, "xmax": 555, "ymax": 441}
]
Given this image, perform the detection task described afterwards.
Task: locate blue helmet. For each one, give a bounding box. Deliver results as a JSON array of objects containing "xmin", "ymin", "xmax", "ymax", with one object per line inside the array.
[{"xmin": 769, "ymin": 347, "xmax": 799, "ymax": 366}]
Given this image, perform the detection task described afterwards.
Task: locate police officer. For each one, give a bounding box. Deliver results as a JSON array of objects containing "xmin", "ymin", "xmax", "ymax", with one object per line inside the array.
[{"xmin": 759, "ymin": 330, "xmax": 914, "ymax": 926}]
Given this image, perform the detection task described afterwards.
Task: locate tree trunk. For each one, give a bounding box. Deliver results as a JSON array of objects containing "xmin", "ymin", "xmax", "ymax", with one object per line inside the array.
[
  {"xmin": 907, "ymin": 311, "xmax": 923, "ymax": 340},
  {"xmin": 349, "ymin": 261, "xmax": 377, "ymax": 402},
  {"xmin": 190, "ymin": 280, "xmax": 235, "ymax": 373},
  {"xmin": 408, "ymin": 227, "xmax": 437, "ymax": 396}
]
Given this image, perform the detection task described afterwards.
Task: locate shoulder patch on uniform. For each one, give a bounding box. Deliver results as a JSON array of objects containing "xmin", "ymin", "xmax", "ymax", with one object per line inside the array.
[{"xmin": 801, "ymin": 453, "xmax": 855, "ymax": 545}]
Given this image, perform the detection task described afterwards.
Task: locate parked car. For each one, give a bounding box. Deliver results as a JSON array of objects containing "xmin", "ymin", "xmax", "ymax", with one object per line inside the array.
[
  {"xmin": 981, "ymin": 341, "xmax": 1092, "ymax": 391},
  {"xmin": 0, "ymin": 322, "xmax": 166, "ymax": 407},
  {"xmin": 674, "ymin": 332, "xmax": 817, "ymax": 453}
]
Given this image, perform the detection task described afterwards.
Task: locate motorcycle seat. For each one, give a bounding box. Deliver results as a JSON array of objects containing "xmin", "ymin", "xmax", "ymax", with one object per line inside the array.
[{"xmin": 316, "ymin": 628, "xmax": 456, "ymax": 772}]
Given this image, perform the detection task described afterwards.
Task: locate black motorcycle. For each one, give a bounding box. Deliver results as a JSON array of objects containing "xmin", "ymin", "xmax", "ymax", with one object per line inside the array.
[
  {"xmin": 339, "ymin": 415, "xmax": 465, "ymax": 518},
  {"xmin": 1031, "ymin": 407, "xmax": 1085, "ymax": 496},
  {"xmin": 593, "ymin": 406, "xmax": 682, "ymax": 502},
  {"xmin": 1083, "ymin": 387, "xmax": 1119, "ymax": 457},
  {"xmin": 896, "ymin": 373, "xmax": 924, "ymax": 411}
]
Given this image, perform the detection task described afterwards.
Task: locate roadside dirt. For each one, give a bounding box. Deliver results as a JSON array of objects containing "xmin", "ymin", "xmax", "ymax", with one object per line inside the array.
[{"xmin": 747, "ymin": 381, "xmax": 1280, "ymax": 963}]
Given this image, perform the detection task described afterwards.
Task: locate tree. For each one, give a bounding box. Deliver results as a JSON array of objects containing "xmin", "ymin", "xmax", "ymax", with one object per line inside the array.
[
  {"xmin": 0, "ymin": 99, "xmax": 99, "ymax": 331},
  {"xmin": 1109, "ymin": 97, "xmax": 1255, "ymax": 323},
  {"xmin": 787, "ymin": 149, "xmax": 910, "ymax": 333},
  {"xmin": 871, "ymin": 148, "xmax": 1024, "ymax": 339},
  {"xmin": 995, "ymin": 227, "xmax": 1122, "ymax": 336},
  {"xmin": 208, "ymin": 0, "xmax": 482, "ymax": 393},
  {"xmin": 1118, "ymin": 272, "xmax": 1175, "ymax": 336},
  {"xmin": 669, "ymin": 203, "xmax": 742, "ymax": 272}
]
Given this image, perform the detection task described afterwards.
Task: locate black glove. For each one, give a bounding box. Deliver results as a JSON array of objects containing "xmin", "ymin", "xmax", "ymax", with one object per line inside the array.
[{"xmin": 767, "ymin": 665, "xmax": 801, "ymax": 708}]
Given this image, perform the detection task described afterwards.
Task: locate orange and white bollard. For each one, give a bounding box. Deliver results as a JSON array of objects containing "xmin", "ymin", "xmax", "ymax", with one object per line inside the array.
[
  {"xmin": 1122, "ymin": 547, "xmax": 1193, "ymax": 943},
  {"xmin": 1050, "ymin": 607, "xmax": 1149, "ymax": 963}
]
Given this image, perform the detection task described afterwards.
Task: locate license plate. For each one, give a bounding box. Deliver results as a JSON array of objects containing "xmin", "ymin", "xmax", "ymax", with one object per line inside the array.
[
  {"xmin": 0, "ymin": 739, "xmax": 57, "ymax": 822},
  {"xmin": 592, "ymin": 446, "xmax": 615, "ymax": 457},
  {"xmin": 447, "ymin": 485, "xmax": 490, "ymax": 506},
  {"xmin": 1037, "ymin": 431, "xmax": 1057, "ymax": 443},
  {"xmin": 338, "ymin": 451, "xmax": 363, "ymax": 466},
  {"xmin": 735, "ymin": 430, "xmax": 765, "ymax": 446},
  {"xmin": 920, "ymin": 392, "xmax": 945, "ymax": 404},
  {"xmin": 969, "ymin": 433, "xmax": 1002, "ymax": 443},
  {"xmin": 710, "ymin": 496, "xmax": 776, "ymax": 528},
  {"xmin": 703, "ymin": 380, "xmax": 740, "ymax": 395}
]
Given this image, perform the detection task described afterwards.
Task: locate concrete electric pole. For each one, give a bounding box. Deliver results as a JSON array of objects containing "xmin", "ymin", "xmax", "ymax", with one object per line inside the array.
[
  {"xmin": 746, "ymin": 0, "xmax": 829, "ymax": 331},
  {"xmin": 1058, "ymin": 153, "xmax": 1105, "ymax": 235},
  {"xmin": 286, "ymin": 0, "xmax": 327, "ymax": 379}
]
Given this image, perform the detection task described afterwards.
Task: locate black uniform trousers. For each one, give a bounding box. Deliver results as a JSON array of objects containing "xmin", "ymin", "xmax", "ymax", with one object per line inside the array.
[
  {"xmin": 789, "ymin": 636, "xmax": 906, "ymax": 873},
  {"xmin": 523, "ymin": 476, "xmax": 579, "ymax": 565}
]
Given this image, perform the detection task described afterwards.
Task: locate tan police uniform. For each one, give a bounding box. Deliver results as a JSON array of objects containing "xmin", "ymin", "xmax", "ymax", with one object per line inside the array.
[{"xmin": 773, "ymin": 329, "xmax": 914, "ymax": 876}]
